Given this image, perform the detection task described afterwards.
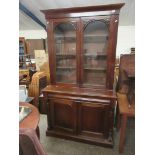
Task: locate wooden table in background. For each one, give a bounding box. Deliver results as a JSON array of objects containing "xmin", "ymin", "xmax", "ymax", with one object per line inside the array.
[
  {"xmin": 19, "ymin": 102, "xmax": 40, "ymax": 138},
  {"xmin": 116, "ymin": 93, "xmax": 135, "ymax": 153}
]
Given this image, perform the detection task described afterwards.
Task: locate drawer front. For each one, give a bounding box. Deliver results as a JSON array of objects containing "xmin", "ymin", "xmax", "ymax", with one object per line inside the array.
[{"xmin": 48, "ymin": 98, "xmax": 77, "ymax": 133}]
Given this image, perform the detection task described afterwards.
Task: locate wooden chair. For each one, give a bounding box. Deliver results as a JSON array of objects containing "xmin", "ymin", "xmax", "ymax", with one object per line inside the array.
[
  {"xmin": 116, "ymin": 54, "xmax": 135, "ymax": 95},
  {"xmin": 116, "ymin": 93, "xmax": 135, "ymax": 153},
  {"xmin": 28, "ymin": 72, "xmax": 47, "ymax": 107},
  {"xmin": 116, "ymin": 54, "xmax": 135, "ymax": 153}
]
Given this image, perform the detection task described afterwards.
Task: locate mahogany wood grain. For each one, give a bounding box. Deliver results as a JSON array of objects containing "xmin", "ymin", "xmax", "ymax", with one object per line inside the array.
[
  {"xmin": 19, "ymin": 102, "xmax": 40, "ymax": 130},
  {"xmin": 106, "ymin": 15, "xmax": 119, "ymax": 89},
  {"xmin": 43, "ymin": 85, "xmax": 116, "ymax": 147},
  {"xmin": 42, "ymin": 85, "xmax": 116, "ymax": 99},
  {"xmin": 48, "ymin": 98, "xmax": 77, "ymax": 133},
  {"xmin": 41, "ymin": 3, "xmax": 124, "ymax": 147},
  {"xmin": 78, "ymin": 102, "xmax": 109, "ymax": 138},
  {"xmin": 47, "ymin": 21, "xmax": 56, "ymax": 84},
  {"xmin": 41, "ymin": 3, "xmax": 124, "ymax": 19}
]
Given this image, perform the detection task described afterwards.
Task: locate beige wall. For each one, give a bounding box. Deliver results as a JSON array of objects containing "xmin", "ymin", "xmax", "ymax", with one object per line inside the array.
[
  {"xmin": 116, "ymin": 26, "xmax": 135, "ymax": 57},
  {"xmin": 19, "ymin": 30, "xmax": 47, "ymax": 39}
]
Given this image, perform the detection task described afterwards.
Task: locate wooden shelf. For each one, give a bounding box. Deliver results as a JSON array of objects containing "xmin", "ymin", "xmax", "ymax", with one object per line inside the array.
[
  {"xmin": 84, "ymin": 67, "xmax": 106, "ymax": 71},
  {"xmin": 57, "ymin": 66, "xmax": 76, "ymax": 69},
  {"xmin": 84, "ymin": 54, "xmax": 107, "ymax": 57},
  {"xmin": 56, "ymin": 54, "xmax": 76, "ymax": 56},
  {"xmin": 83, "ymin": 83, "xmax": 106, "ymax": 87},
  {"xmin": 55, "ymin": 35, "xmax": 108, "ymax": 43}
]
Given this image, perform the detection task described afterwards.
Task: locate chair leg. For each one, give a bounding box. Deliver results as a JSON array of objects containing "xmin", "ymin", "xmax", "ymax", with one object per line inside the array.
[
  {"xmin": 119, "ymin": 115, "xmax": 127, "ymax": 153},
  {"xmin": 117, "ymin": 113, "xmax": 121, "ymax": 130},
  {"xmin": 116, "ymin": 103, "xmax": 121, "ymax": 130}
]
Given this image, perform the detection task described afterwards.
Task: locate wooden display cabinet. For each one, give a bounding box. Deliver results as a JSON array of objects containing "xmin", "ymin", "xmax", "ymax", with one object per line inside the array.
[{"xmin": 41, "ymin": 3, "xmax": 124, "ymax": 147}]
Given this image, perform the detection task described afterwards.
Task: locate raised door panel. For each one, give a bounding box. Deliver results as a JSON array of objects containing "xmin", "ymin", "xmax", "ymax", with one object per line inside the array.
[
  {"xmin": 48, "ymin": 98, "xmax": 77, "ymax": 133},
  {"xmin": 78, "ymin": 101, "xmax": 110, "ymax": 138}
]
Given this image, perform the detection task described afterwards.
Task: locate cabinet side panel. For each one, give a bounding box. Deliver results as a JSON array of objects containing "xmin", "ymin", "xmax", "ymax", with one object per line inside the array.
[
  {"xmin": 47, "ymin": 21, "xmax": 56, "ymax": 84},
  {"xmin": 106, "ymin": 15, "xmax": 119, "ymax": 89}
]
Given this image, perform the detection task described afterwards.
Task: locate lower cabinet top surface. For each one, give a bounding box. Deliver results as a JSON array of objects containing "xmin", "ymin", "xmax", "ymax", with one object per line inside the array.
[{"xmin": 42, "ymin": 85, "xmax": 116, "ymax": 99}]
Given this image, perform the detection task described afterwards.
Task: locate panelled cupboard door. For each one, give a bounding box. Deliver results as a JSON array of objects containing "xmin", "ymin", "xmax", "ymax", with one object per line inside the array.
[
  {"xmin": 78, "ymin": 101, "xmax": 110, "ymax": 139},
  {"xmin": 51, "ymin": 18, "xmax": 80, "ymax": 85},
  {"xmin": 48, "ymin": 98, "xmax": 77, "ymax": 134},
  {"xmin": 81, "ymin": 16, "xmax": 111, "ymax": 88}
]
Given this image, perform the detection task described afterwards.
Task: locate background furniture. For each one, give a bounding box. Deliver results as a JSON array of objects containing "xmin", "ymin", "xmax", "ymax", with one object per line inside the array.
[
  {"xmin": 19, "ymin": 73, "xmax": 27, "ymax": 81},
  {"xmin": 19, "ymin": 128, "xmax": 47, "ymax": 155},
  {"xmin": 19, "ymin": 69, "xmax": 31, "ymax": 87},
  {"xmin": 42, "ymin": 3, "xmax": 124, "ymax": 147},
  {"xmin": 26, "ymin": 39, "xmax": 46, "ymax": 59},
  {"xmin": 116, "ymin": 93, "xmax": 135, "ymax": 153},
  {"xmin": 19, "ymin": 37, "xmax": 27, "ymax": 68},
  {"xmin": 116, "ymin": 53, "xmax": 135, "ymax": 105},
  {"xmin": 28, "ymin": 72, "xmax": 47, "ymax": 107},
  {"xmin": 19, "ymin": 37, "xmax": 27, "ymax": 55}
]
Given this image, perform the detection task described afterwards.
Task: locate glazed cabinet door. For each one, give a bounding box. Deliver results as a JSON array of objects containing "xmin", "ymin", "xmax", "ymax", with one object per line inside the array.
[
  {"xmin": 49, "ymin": 18, "xmax": 80, "ymax": 85},
  {"xmin": 81, "ymin": 16, "xmax": 111, "ymax": 88},
  {"xmin": 47, "ymin": 98, "xmax": 77, "ymax": 134},
  {"xmin": 78, "ymin": 101, "xmax": 110, "ymax": 139}
]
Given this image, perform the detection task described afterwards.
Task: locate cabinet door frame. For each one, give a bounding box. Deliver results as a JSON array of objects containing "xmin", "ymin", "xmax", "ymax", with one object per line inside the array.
[
  {"xmin": 106, "ymin": 15, "xmax": 119, "ymax": 89},
  {"xmin": 80, "ymin": 15, "xmax": 118, "ymax": 89},
  {"xmin": 48, "ymin": 98, "xmax": 78, "ymax": 134},
  {"xmin": 47, "ymin": 18, "xmax": 81, "ymax": 86},
  {"xmin": 77, "ymin": 101, "xmax": 110, "ymax": 138},
  {"xmin": 47, "ymin": 15, "xmax": 119, "ymax": 89},
  {"xmin": 80, "ymin": 16, "xmax": 110, "ymax": 89}
]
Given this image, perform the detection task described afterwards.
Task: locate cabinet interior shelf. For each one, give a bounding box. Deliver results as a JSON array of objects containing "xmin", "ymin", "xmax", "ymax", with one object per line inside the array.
[
  {"xmin": 56, "ymin": 54, "xmax": 76, "ymax": 56},
  {"xmin": 84, "ymin": 68, "xmax": 106, "ymax": 71},
  {"xmin": 55, "ymin": 35, "xmax": 108, "ymax": 38},
  {"xmin": 84, "ymin": 54, "xmax": 107, "ymax": 57},
  {"xmin": 56, "ymin": 35, "xmax": 108, "ymax": 43},
  {"xmin": 20, "ymin": 54, "xmax": 31, "ymax": 56},
  {"xmin": 57, "ymin": 67, "xmax": 76, "ymax": 69},
  {"xmin": 56, "ymin": 54, "xmax": 107, "ymax": 57}
]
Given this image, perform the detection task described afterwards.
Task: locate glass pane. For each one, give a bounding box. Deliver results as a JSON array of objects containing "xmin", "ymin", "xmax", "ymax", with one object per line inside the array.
[
  {"xmin": 19, "ymin": 106, "xmax": 32, "ymax": 122},
  {"xmin": 54, "ymin": 22, "xmax": 76, "ymax": 84},
  {"xmin": 83, "ymin": 19, "xmax": 109, "ymax": 86}
]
